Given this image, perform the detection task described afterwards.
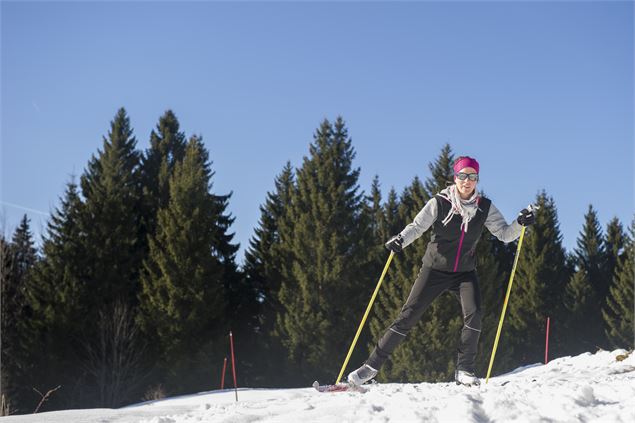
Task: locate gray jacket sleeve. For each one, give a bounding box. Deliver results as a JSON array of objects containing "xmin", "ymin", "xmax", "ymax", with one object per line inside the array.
[
  {"xmin": 485, "ymin": 202, "xmax": 523, "ymax": 243},
  {"xmin": 398, "ymin": 197, "xmax": 438, "ymax": 248}
]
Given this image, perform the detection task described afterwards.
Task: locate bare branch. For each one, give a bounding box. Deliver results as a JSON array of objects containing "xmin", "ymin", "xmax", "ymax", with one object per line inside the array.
[
  {"xmin": 33, "ymin": 385, "xmax": 61, "ymax": 414},
  {"xmin": 82, "ymin": 301, "xmax": 149, "ymax": 407}
]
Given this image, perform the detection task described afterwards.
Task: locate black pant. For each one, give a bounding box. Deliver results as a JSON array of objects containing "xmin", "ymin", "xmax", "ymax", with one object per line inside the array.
[{"xmin": 366, "ymin": 265, "xmax": 482, "ymax": 373}]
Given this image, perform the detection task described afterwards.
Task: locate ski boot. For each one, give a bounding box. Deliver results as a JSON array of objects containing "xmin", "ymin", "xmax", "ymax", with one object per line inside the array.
[
  {"xmin": 455, "ymin": 369, "xmax": 480, "ymax": 387},
  {"xmin": 347, "ymin": 364, "xmax": 378, "ymax": 386}
]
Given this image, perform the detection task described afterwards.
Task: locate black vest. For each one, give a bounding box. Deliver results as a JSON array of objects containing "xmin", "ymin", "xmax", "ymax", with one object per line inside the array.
[{"xmin": 422, "ymin": 195, "xmax": 491, "ymax": 272}]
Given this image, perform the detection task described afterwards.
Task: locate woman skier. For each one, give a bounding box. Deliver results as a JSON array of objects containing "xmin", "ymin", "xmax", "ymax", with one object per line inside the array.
[{"xmin": 348, "ymin": 156, "xmax": 536, "ymax": 387}]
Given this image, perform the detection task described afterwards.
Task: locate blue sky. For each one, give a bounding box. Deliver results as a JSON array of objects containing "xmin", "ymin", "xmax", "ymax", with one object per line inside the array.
[{"xmin": 2, "ymin": 1, "xmax": 633, "ymax": 264}]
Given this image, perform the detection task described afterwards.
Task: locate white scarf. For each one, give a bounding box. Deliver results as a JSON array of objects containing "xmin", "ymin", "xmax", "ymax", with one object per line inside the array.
[{"xmin": 438, "ymin": 185, "xmax": 480, "ymax": 232}]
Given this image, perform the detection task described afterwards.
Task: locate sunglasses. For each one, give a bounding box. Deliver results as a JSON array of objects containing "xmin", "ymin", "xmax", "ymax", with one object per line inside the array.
[{"xmin": 455, "ymin": 172, "xmax": 479, "ymax": 181}]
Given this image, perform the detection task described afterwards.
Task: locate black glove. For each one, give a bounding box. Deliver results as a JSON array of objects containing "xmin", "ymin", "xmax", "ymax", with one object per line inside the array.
[
  {"xmin": 385, "ymin": 234, "xmax": 404, "ymax": 253},
  {"xmin": 517, "ymin": 207, "xmax": 536, "ymax": 226}
]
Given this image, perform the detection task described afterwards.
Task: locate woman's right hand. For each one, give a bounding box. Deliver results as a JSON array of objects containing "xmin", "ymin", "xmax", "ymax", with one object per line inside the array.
[{"xmin": 385, "ymin": 234, "xmax": 404, "ymax": 253}]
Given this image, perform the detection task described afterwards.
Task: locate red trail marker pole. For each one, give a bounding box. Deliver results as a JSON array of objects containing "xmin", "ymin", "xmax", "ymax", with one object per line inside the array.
[
  {"xmin": 220, "ymin": 357, "xmax": 228, "ymax": 389},
  {"xmin": 230, "ymin": 331, "xmax": 238, "ymax": 401},
  {"xmin": 545, "ymin": 317, "xmax": 551, "ymax": 364}
]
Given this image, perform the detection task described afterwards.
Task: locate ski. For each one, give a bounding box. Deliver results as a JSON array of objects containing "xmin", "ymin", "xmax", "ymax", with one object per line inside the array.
[{"xmin": 312, "ymin": 380, "xmax": 369, "ymax": 393}]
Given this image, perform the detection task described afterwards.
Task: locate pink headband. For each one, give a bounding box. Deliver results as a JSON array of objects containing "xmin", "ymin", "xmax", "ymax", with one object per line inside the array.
[{"xmin": 454, "ymin": 157, "xmax": 480, "ymax": 174}]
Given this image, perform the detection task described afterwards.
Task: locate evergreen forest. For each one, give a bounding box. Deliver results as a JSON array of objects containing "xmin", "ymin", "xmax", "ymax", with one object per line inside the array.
[{"xmin": 1, "ymin": 109, "xmax": 633, "ymax": 414}]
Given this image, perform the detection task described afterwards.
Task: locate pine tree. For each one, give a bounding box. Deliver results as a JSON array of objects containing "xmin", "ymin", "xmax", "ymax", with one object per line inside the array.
[
  {"xmin": 207, "ymin": 168, "xmax": 243, "ymax": 389},
  {"xmin": 1, "ymin": 216, "xmax": 38, "ymax": 412},
  {"xmin": 29, "ymin": 182, "xmax": 86, "ymax": 329},
  {"xmin": 364, "ymin": 176, "xmax": 386, "ymax": 270},
  {"xmin": 10, "ymin": 216, "xmax": 37, "ymax": 278},
  {"xmin": 141, "ymin": 110, "xmax": 187, "ymax": 237},
  {"xmin": 138, "ymin": 136, "xmax": 230, "ymax": 389},
  {"xmin": 23, "ymin": 181, "xmax": 95, "ymax": 410},
  {"xmin": 423, "ymin": 143, "xmax": 454, "ymax": 195},
  {"xmin": 576, "ymin": 205, "xmax": 608, "ymax": 300},
  {"xmin": 11, "ymin": 216, "xmax": 38, "ymax": 350},
  {"xmin": 0, "ymin": 236, "xmax": 12, "ymax": 408},
  {"xmin": 565, "ymin": 205, "xmax": 608, "ymax": 352},
  {"xmin": 275, "ymin": 117, "xmax": 373, "ymax": 384},
  {"xmin": 504, "ymin": 191, "xmax": 570, "ymax": 369},
  {"xmin": 75, "ymin": 108, "xmax": 147, "ymax": 406},
  {"xmin": 139, "ymin": 136, "xmax": 226, "ymax": 351},
  {"xmin": 243, "ymin": 163, "xmax": 295, "ymax": 384},
  {"xmin": 79, "ymin": 107, "xmax": 144, "ymax": 307},
  {"xmin": 602, "ymin": 217, "xmax": 634, "ymax": 349},
  {"xmin": 564, "ymin": 269, "xmax": 596, "ymax": 354},
  {"xmin": 383, "ymin": 188, "xmax": 403, "ymax": 237},
  {"xmin": 604, "ymin": 217, "xmax": 625, "ymax": 283}
]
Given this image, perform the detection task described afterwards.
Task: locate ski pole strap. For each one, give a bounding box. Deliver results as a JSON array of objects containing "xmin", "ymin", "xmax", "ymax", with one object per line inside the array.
[
  {"xmin": 486, "ymin": 225, "xmax": 526, "ymax": 384},
  {"xmin": 335, "ymin": 251, "xmax": 395, "ymax": 384}
]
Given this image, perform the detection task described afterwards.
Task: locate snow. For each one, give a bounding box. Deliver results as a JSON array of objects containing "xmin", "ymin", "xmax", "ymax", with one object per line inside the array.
[{"xmin": 4, "ymin": 349, "xmax": 634, "ymax": 423}]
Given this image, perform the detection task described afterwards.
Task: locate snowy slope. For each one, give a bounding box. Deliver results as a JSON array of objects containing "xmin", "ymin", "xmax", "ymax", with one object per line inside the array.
[{"xmin": 4, "ymin": 349, "xmax": 634, "ymax": 423}]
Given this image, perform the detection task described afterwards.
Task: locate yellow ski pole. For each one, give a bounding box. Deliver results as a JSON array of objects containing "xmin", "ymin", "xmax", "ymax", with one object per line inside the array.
[
  {"xmin": 335, "ymin": 251, "xmax": 395, "ymax": 384},
  {"xmin": 485, "ymin": 225, "xmax": 526, "ymax": 384}
]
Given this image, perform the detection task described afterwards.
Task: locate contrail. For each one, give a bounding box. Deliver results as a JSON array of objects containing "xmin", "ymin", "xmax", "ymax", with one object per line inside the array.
[{"xmin": 0, "ymin": 201, "xmax": 50, "ymax": 216}]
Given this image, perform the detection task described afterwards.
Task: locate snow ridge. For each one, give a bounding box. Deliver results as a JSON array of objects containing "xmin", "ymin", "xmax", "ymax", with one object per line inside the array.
[{"xmin": 141, "ymin": 349, "xmax": 635, "ymax": 423}]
